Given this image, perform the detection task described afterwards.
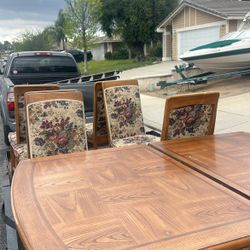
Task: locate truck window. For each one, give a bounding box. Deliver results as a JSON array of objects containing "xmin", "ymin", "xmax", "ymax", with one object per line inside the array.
[{"xmin": 10, "ymin": 56, "xmax": 79, "ymax": 75}]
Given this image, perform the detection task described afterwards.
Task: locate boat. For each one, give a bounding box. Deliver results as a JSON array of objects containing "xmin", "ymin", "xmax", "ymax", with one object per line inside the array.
[{"xmin": 180, "ymin": 12, "xmax": 250, "ymax": 73}]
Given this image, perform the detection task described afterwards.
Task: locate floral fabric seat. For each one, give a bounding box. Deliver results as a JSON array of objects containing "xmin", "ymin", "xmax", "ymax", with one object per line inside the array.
[
  {"xmin": 8, "ymin": 132, "xmax": 17, "ymax": 146},
  {"xmin": 85, "ymin": 122, "xmax": 93, "ymax": 138},
  {"xmin": 25, "ymin": 91, "xmax": 87, "ymax": 158},
  {"xmin": 8, "ymin": 132, "xmax": 28, "ymax": 161},
  {"xmin": 102, "ymin": 80, "xmax": 160, "ymax": 147},
  {"xmin": 161, "ymin": 92, "xmax": 220, "ymax": 141},
  {"xmin": 8, "ymin": 95, "xmax": 28, "ymax": 164},
  {"xmin": 111, "ymin": 134, "xmax": 160, "ymax": 147}
]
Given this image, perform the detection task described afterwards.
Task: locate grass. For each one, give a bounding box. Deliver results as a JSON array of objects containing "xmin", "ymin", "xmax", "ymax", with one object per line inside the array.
[{"xmin": 77, "ymin": 59, "xmax": 155, "ymax": 75}]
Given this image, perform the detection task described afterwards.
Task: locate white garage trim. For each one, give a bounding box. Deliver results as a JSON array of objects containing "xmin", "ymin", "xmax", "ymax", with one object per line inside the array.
[
  {"xmin": 176, "ymin": 20, "xmax": 227, "ymax": 33},
  {"xmin": 177, "ymin": 25, "xmax": 221, "ymax": 59}
]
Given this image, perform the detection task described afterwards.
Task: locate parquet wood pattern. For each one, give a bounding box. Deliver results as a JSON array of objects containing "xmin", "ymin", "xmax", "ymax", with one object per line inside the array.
[
  {"xmin": 11, "ymin": 145, "xmax": 250, "ymax": 249},
  {"xmin": 150, "ymin": 132, "xmax": 250, "ymax": 199}
]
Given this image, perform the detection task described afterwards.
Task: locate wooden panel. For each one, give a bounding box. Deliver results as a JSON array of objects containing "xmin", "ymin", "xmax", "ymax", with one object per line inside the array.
[
  {"xmin": 151, "ymin": 132, "xmax": 250, "ymax": 199},
  {"xmin": 173, "ymin": 9, "xmax": 185, "ymax": 29},
  {"xmin": 184, "ymin": 6, "xmax": 189, "ymax": 27},
  {"xmin": 190, "ymin": 7, "xmax": 196, "ymax": 26},
  {"xmin": 172, "ymin": 33, "xmax": 177, "ymax": 60},
  {"xmin": 196, "ymin": 9, "xmax": 223, "ymax": 25},
  {"xmin": 229, "ymin": 20, "xmax": 238, "ymax": 32},
  {"xmin": 12, "ymin": 145, "xmax": 250, "ymax": 249},
  {"xmin": 166, "ymin": 34, "xmax": 172, "ymax": 57}
]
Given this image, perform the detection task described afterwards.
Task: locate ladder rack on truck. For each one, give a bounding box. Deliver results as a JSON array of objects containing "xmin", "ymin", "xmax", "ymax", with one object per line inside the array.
[
  {"xmin": 55, "ymin": 70, "xmax": 120, "ymax": 118},
  {"xmin": 56, "ymin": 70, "xmax": 120, "ymax": 85},
  {"xmin": 157, "ymin": 64, "xmax": 250, "ymax": 89}
]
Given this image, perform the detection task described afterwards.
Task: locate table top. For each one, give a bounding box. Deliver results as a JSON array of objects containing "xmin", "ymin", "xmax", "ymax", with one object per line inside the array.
[
  {"xmin": 150, "ymin": 132, "xmax": 250, "ymax": 199},
  {"xmin": 12, "ymin": 144, "xmax": 250, "ymax": 250}
]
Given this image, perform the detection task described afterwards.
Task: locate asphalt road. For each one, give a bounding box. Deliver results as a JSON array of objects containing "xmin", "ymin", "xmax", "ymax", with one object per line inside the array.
[{"xmin": 0, "ymin": 113, "xmax": 7, "ymax": 249}]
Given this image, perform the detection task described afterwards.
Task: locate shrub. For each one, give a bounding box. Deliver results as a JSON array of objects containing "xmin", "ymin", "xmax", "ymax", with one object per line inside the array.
[
  {"xmin": 105, "ymin": 48, "xmax": 129, "ymax": 60},
  {"xmin": 105, "ymin": 51, "xmax": 112, "ymax": 60},
  {"xmin": 149, "ymin": 45, "xmax": 162, "ymax": 58},
  {"xmin": 112, "ymin": 48, "xmax": 129, "ymax": 60}
]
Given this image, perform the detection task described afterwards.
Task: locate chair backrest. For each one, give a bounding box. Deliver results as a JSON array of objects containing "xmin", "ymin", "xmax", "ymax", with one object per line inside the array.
[
  {"xmin": 14, "ymin": 84, "xmax": 59, "ymax": 144},
  {"xmin": 102, "ymin": 79, "xmax": 145, "ymax": 143},
  {"xmin": 161, "ymin": 92, "xmax": 220, "ymax": 141},
  {"xmin": 93, "ymin": 81, "xmax": 108, "ymax": 137},
  {"xmin": 25, "ymin": 90, "xmax": 87, "ymax": 158}
]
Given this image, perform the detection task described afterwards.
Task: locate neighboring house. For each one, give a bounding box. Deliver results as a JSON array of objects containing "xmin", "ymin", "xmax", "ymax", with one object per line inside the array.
[
  {"xmin": 157, "ymin": 0, "xmax": 250, "ymax": 61},
  {"xmin": 91, "ymin": 36, "xmax": 123, "ymax": 61}
]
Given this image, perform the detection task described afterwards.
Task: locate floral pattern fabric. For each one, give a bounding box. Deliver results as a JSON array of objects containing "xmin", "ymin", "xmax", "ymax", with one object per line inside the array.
[
  {"xmin": 112, "ymin": 134, "xmax": 160, "ymax": 147},
  {"xmin": 18, "ymin": 96, "xmax": 27, "ymax": 143},
  {"xmin": 27, "ymin": 99, "xmax": 87, "ymax": 158},
  {"xmin": 12, "ymin": 143, "xmax": 28, "ymax": 161},
  {"xmin": 96, "ymin": 89, "xmax": 107, "ymax": 136},
  {"xmin": 104, "ymin": 85, "xmax": 145, "ymax": 141},
  {"xmin": 168, "ymin": 104, "xmax": 212, "ymax": 139},
  {"xmin": 8, "ymin": 132, "xmax": 17, "ymax": 145},
  {"xmin": 8, "ymin": 131, "xmax": 28, "ymax": 161},
  {"xmin": 85, "ymin": 122, "xmax": 93, "ymax": 138}
]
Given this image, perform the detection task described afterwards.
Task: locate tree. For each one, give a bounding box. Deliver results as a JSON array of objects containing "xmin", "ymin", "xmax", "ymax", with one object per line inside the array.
[
  {"xmin": 100, "ymin": 0, "xmax": 178, "ymax": 59},
  {"xmin": 3, "ymin": 41, "xmax": 12, "ymax": 51},
  {"xmin": 12, "ymin": 30, "xmax": 53, "ymax": 51},
  {"xmin": 64, "ymin": 0, "xmax": 102, "ymax": 73},
  {"xmin": 44, "ymin": 9, "xmax": 67, "ymax": 50},
  {"xmin": 55, "ymin": 9, "xmax": 67, "ymax": 50},
  {"xmin": 47, "ymin": 9, "xmax": 67, "ymax": 50}
]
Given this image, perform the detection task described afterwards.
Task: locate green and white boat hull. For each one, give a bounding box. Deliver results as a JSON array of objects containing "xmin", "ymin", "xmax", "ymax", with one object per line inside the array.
[{"xmin": 180, "ymin": 39, "xmax": 250, "ymax": 73}]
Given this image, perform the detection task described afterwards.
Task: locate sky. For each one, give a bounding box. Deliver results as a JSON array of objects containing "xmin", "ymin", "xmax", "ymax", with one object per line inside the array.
[{"xmin": 0, "ymin": 0, "xmax": 66, "ymax": 43}]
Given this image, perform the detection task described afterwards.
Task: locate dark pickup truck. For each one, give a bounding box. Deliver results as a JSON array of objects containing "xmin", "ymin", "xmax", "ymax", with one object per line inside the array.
[{"xmin": 0, "ymin": 51, "xmax": 119, "ymax": 145}]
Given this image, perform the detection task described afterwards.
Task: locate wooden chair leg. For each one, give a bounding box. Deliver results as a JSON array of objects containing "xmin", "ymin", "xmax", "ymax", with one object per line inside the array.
[
  {"xmin": 93, "ymin": 141, "xmax": 98, "ymax": 149},
  {"xmin": 10, "ymin": 146, "xmax": 19, "ymax": 176}
]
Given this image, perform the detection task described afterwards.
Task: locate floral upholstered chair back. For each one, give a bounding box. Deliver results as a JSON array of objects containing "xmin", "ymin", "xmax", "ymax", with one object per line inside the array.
[
  {"xmin": 14, "ymin": 85, "xmax": 59, "ymax": 144},
  {"xmin": 95, "ymin": 86, "xmax": 107, "ymax": 136},
  {"xmin": 25, "ymin": 90, "xmax": 87, "ymax": 158},
  {"xmin": 103, "ymin": 80, "xmax": 146, "ymax": 142},
  {"xmin": 161, "ymin": 92, "xmax": 220, "ymax": 141}
]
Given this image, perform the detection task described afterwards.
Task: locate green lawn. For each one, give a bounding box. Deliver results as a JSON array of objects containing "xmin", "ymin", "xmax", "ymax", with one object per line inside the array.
[{"xmin": 78, "ymin": 59, "xmax": 154, "ymax": 75}]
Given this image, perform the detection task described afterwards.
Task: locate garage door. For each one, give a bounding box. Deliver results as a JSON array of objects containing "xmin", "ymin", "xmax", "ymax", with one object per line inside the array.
[{"xmin": 178, "ymin": 26, "xmax": 220, "ymax": 58}]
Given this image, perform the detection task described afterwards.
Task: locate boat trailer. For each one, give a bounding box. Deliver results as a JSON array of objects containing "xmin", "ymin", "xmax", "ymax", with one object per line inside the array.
[{"xmin": 157, "ymin": 64, "xmax": 250, "ymax": 89}]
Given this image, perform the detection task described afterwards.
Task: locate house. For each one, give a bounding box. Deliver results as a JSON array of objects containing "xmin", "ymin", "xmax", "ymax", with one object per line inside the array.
[
  {"xmin": 157, "ymin": 0, "xmax": 250, "ymax": 61},
  {"xmin": 91, "ymin": 36, "xmax": 123, "ymax": 61}
]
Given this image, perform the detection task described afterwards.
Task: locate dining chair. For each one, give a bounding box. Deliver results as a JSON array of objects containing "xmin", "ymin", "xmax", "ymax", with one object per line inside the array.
[
  {"xmin": 25, "ymin": 90, "xmax": 87, "ymax": 158},
  {"xmin": 85, "ymin": 81, "xmax": 108, "ymax": 148},
  {"xmin": 8, "ymin": 84, "xmax": 59, "ymax": 172},
  {"xmin": 102, "ymin": 79, "xmax": 160, "ymax": 147},
  {"xmin": 161, "ymin": 92, "xmax": 220, "ymax": 141}
]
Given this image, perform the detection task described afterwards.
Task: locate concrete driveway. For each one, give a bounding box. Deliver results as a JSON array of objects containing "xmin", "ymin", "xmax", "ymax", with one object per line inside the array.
[
  {"xmin": 120, "ymin": 60, "xmax": 250, "ymax": 134},
  {"xmin": 141, "ymin": 91, "xmax": 250, "ymax": 133}
]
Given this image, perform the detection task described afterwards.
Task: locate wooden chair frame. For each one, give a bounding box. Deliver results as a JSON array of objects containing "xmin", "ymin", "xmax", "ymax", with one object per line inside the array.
[
  {"xmin": 24, "ymin": 90, "xmax": 86, "ymax": 158},
  {"xmin": 87, "ymin": 82, "xmax": 108, "ymax": 148},
  {"xmin": 102, "ymin": 79, "xmax": 139, "ymax": 146},
  {"xmin": 161, "ymin": 92, "xmax": 220, "ymax": 141},
  {"xmin": 9, "ymin": 84, "xmax": 59, "ymax": 175},
  {"xmin": 14, "ymin": 84, "xmax": 59, "ymax": 144}
]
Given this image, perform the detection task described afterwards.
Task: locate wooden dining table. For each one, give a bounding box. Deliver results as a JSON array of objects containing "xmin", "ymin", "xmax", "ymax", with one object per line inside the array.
[
  {"xmin": 150, "ymin": 132, "xmax": 250, "ymax": 200},
  {"xmin": 11, "ymin": 140, "xmax": 250, "ymax": 249}
]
